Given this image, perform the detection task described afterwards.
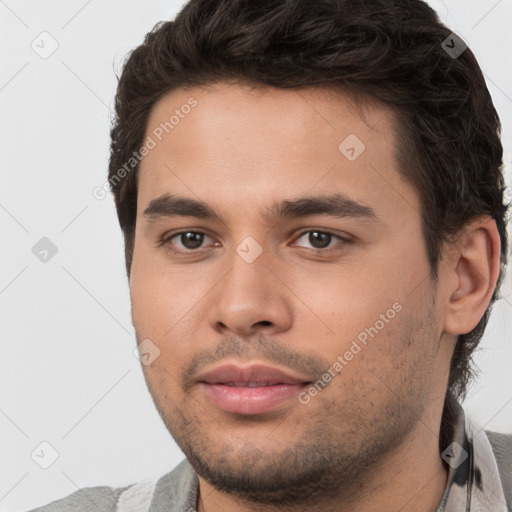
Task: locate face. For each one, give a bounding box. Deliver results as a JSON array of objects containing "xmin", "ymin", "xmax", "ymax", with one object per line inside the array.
[{"xmin": 130, "ymin": 82, "xmax": 451, "ymax": 504}]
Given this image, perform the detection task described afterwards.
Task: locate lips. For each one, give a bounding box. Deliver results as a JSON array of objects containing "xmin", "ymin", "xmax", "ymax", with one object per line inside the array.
[
  {"xmin": 196, "ymin": 363, "xmax": 311, "ymax": 415},
  {"xmin": 198, "ymin": 364, "xmax": 308, "ymax": 386}
]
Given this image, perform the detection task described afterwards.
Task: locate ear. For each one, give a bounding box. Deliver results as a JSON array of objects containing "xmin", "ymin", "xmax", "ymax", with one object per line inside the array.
[{"xmin": 442, "ymin": 216, "xmax": 501, "ymax": 335}]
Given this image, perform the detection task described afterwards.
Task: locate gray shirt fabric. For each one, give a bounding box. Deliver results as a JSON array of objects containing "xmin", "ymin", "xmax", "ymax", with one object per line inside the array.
[{"xmin": 29, "ymin": 397, "xmax": 512, "ymax": 512}]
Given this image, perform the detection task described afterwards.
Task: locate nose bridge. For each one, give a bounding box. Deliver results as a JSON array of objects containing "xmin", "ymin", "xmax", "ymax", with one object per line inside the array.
[
  {"xmin": 223, "ymin": 239, "xmax": 273, "ymax": 308},
  {"xmin": 209, "ymin": 237, "xmax": 292, "ymax": 335}
]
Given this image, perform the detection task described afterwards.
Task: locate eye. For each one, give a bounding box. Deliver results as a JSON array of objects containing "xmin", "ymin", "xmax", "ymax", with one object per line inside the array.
[
  {"xmin": 165, "ymin": 231, "xmax": 216, "ymax": 252},
  {"xmin": 293, "ymin": 230, "xmax": 349, "ymax": 250}
]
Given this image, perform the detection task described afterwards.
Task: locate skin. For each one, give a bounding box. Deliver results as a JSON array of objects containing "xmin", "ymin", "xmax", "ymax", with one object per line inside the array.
[{"xmin": 129, "ymin": 81, "xmax": 501, "ymax": 512}]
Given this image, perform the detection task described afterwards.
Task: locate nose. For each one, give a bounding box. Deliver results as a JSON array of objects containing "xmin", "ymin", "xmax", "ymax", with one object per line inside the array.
[{"xmin": 208, "ymin": 246, "xmax": 293, "ymax": 337}]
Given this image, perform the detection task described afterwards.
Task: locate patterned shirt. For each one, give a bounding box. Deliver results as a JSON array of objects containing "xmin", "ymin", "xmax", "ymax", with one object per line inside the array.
[{"xmin": 436, "ymin": 393, "xmax": 510, "ymax": 511}]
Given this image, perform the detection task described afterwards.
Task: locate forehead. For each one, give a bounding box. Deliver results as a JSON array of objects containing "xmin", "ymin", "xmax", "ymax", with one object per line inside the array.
[
  {"xmin": 144, "ymin": 81, "xmax": 396, "ymax": 158},
  {"xmin": 137, "ymin": 81, "xmax": 418, "ymax": 224}
]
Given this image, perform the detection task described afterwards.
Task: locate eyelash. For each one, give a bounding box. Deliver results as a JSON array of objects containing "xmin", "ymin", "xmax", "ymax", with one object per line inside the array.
[{"xmin": 161, "ymin": 229, "xmax": 352, "ymax": 255}]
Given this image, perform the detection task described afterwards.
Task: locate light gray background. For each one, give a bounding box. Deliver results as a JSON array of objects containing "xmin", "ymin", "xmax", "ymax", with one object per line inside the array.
[{"xmin": 1, "ymin": 1, "xmax": 511, "ymax": 510}]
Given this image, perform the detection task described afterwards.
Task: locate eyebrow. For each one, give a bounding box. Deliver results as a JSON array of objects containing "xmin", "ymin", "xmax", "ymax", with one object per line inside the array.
[{"xmin": 143, "ymin": 193, "xmax": 378, "ymax": 223}]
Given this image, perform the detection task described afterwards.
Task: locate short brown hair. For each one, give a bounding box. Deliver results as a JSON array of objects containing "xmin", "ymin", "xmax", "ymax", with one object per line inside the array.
[{"xmin": 108, "ymin": 0, "xmax": 509, "ymax": 402}]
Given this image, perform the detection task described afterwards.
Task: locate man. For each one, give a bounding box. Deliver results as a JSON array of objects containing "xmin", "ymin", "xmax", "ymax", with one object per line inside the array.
[{"xmin": 31, "ymin": 0, "xmax": 511, "ymax": 510}]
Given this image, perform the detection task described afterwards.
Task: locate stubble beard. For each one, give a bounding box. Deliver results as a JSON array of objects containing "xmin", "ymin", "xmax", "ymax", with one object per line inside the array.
[{"xmin": 138, "ymin": 299, "xmax": 440, "ymax": 508}]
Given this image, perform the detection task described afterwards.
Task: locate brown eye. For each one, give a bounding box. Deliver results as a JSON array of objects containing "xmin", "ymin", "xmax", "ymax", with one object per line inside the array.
[
  {"xmin": 167, "ymin": 231, "xmax": 213, "ymax": 251},
  {"xmin": 180, "ymin": 232, "xmax": 204, "ymax": 249},
  {"xmin": 307, "ymin": 231, "xmax": 331, "ymax": 249},
  {"xmin": 294, "ymin": 230, "xmax": 345, "ymax": 250}
]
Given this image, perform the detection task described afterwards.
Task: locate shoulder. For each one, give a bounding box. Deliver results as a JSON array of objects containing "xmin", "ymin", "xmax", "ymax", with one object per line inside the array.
[
  {"xmin": 485, "ymin": 429, "xmax": 512, "ymax": 510},
  {"xmin": 27, "ymin": 484, "xmax": 130, "ymax": 512},
  {"xmin": 28, "ymin": 459, "xmax": 197, "ymax": 512},
  {"xmin": 486, "ymin": 429, "xmax": 512, "ymax": 475},
  {"xmin": 486, "ymin": 429, "xmax": 512, "ymax": 453}
]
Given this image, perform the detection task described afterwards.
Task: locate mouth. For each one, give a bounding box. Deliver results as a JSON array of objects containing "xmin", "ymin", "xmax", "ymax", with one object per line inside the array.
[
  {"xmin": 215, "ymin": 381, "xmax": 294, "ymax": 387},
  {"xmin": 196, "ymin": 363, "xmax": 312, "ymax": 415}
]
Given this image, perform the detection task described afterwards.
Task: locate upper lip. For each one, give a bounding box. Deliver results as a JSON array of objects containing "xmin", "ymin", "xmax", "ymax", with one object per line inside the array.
[{"xmin": 196, "ymin": 363, "xmax": 312, "ymax": 386}]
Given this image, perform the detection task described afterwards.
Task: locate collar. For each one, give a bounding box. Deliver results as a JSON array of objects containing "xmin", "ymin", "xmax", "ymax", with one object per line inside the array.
[{"xmin": 436, "ymin": 393, "xmax": 508, "ymax": 511}]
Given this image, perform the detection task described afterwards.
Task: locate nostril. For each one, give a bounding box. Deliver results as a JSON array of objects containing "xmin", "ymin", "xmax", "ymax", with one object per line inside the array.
[{"xmin": 257, "ymin": 321, "xmax": 273, "ymax": 327}]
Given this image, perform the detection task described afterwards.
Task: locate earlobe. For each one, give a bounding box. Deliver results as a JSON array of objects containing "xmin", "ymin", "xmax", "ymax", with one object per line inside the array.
[{"xmin": 443, "ymin": 216, "xmax": 501, "ymax": 336}]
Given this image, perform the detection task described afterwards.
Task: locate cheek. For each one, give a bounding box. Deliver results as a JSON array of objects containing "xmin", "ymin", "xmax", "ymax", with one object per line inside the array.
[
  {"xmin": 285, "ymin": 261, "xmax": 430, "ymax": 389},
  {"xmin": 130, "ymin": 267, "xmax": 163, "ymax": 334},
  {"xmin": 130, "ymin": 254, "xmax": 204, "ymax": 370},
  {"xmin": 130, "ymin": 246, "xmax": 198, "ymax": 333},
  {"xmin": 321, "ymin": 306, "xmax": 431, "ymax": 414},
  {"xmin": 287, "ymin": 263, "xmax": 403, "ymax": 337}
]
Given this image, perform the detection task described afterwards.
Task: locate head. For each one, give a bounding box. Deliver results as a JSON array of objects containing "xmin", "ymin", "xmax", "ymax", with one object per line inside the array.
[{"xmin": 108, "ymin": 0, "xmax": 508, "ymax": 505}]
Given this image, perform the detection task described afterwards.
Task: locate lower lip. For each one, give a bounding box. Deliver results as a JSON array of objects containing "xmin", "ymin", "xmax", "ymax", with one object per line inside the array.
[{"xmin": 199, "ymin": 383, "xmax": 307, "ymax": 415}]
